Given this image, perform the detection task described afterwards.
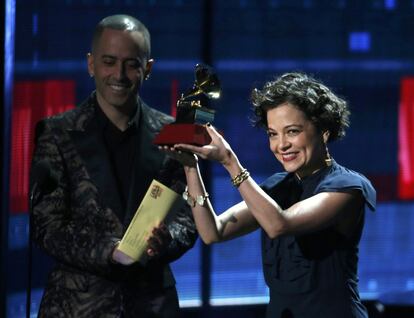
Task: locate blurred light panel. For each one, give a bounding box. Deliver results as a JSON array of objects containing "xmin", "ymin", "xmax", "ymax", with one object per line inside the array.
[
  {"xmin": 359, "ymin": 203, "xmax": 414, "ymax": 304},
  {"xmin": 32, "ymin": 13, "xmax": 38, "ymax": 36},
  {"xmin": 349, "ymin": 32, "xmax": 371, "ymax": 52},
  {"xmin": 8, "ymin": 214, "xmax": 28, "ymax": 250},
  {"xmin": 398, "ymin": 77, "xmax": 414, "ymax": 199},
  {"xmin": 171, "ymin": 240, "xmax": 202, "ymax": 307},
  {"xmin": 10, "ymin": 80, "xmax": 75, "ymax": 214},
  {"xmin": 7, "ymin": 289, "xmax": 43, "ymax": 318},
  {"xmin": 384, "ymin": 0, "xmax": 396, "ymax": 10}
]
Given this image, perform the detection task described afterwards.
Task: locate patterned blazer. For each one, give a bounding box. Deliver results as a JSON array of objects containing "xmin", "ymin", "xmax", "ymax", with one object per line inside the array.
[{"xmin": 30, "ymin": 93, "xmax": 197, "ymax": 317}]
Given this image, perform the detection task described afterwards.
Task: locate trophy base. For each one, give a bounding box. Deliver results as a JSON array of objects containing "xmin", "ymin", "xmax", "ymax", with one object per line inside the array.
[{"xmin": 153, "ymin": 123, "xmax": 211, "ymax": 146}]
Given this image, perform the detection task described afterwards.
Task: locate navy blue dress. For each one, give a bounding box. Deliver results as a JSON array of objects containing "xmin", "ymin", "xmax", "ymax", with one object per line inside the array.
[{"xmin": 261, "ymin": 161, "xmax": 376, "ymax": 318}]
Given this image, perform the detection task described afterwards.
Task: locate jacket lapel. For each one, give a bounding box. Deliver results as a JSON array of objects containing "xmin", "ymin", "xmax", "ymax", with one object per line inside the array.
[{"xmin": 67, "ymin": 98, "xmax": 124, "ymax": 224}]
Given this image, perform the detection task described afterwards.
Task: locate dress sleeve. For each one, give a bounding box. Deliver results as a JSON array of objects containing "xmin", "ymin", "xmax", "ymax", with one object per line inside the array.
[
  {"xmin": 316, "ymin": 166, "xmax": 376, "ymax": 212},
  {"xmin": 260, "ymin": 172, "xmax": 289, "ymax": 193}
]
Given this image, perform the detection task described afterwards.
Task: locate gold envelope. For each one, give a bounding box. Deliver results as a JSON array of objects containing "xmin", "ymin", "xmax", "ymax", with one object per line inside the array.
[{"xmin": 117, "ymin": 179, "xmax": 181, "ymax": 262}]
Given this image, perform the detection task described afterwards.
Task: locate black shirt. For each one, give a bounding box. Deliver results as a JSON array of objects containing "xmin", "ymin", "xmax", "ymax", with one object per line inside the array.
[{"xmin": 95, "ymin": 103, "xmax": 141, "ymax": 222}]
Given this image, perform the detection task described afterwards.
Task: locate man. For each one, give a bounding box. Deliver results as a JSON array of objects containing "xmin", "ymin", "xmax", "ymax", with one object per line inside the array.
[{"xmin": 30, "ymin": 15, "xmax": 197, "ymax": 317}]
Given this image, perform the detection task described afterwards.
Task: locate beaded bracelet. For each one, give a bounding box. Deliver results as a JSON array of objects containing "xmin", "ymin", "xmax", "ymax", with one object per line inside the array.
[
  {"xmin": 182, "ymin": 186, "xmax": 209, "ymax": 207},
  {"xmin": 231, "ymin": 168, "xmax": 250, "ymax": 187}
]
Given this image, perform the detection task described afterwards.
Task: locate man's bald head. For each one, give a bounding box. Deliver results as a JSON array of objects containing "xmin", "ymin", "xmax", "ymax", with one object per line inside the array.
[{"xmin": 91, "ymin": 14, "xmax": 151, "ymax": 58}]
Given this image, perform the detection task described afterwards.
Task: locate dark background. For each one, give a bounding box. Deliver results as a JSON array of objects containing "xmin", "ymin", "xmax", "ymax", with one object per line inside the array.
[{"xmin": 2, "ymin": 0, "xmax": 414, "ymax": 317}]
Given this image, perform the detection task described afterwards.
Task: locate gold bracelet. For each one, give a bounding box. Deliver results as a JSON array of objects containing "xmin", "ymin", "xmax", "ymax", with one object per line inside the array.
[{"xmin": 231, "ymin": 168, "xmax": 250, "ymax": 187}]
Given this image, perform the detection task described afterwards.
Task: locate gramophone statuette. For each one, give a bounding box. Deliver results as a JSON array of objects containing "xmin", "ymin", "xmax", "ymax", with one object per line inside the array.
[{"xmin": 153, "ymin": 64, "xmax": 221, "ymax": 146}]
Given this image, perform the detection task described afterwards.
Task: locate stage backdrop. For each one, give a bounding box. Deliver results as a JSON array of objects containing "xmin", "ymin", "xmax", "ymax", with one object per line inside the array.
[{"xmin": 5, "ymin": 1, "xmax": 414, "ymax": 317}]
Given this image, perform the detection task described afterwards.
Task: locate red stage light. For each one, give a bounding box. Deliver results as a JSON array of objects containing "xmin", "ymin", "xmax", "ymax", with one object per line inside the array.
[
  {"xmin": 9, "ymin": 80, "xmax": 75, "ymax": 214},
  {"xmin": 398, "ymin": 77, "xmax": 414, "ymax": 199}
]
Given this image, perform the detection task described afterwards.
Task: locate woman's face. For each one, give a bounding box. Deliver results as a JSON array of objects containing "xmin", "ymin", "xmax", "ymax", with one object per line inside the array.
[{"xmin": 266, "ymin": 103, "xmax": 328, "ymax": 178}]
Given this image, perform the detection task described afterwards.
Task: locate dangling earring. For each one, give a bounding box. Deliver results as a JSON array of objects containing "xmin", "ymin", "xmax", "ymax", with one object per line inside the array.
[
  {"xmin": 325, "ymin": 144, "xmax": 333, "ymax": 167},
  {"xmin": 89, "ymin": 73, "xmax": 94, "ymax": 78},
  {"xmin": 144, "ymin": 74, "xmax": 150, "ymax": 80}
]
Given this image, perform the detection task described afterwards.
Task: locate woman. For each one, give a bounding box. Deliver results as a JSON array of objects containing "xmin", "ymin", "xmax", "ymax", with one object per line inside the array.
[{"xmin": 165, "ymin": 72, "xmax": 375, "ymax": 317}]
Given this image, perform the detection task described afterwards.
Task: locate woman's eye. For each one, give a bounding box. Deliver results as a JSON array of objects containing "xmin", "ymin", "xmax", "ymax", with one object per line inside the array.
[
  {"xmin": 287, "ymin": 129, "xmax": 299, "ymax": 135},
  {"xmin": 267, "ymin": 131, "xmax": 276, "ymax": 138}
]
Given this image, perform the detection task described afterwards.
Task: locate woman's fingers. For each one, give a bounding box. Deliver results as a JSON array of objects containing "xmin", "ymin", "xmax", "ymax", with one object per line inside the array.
[
  {"xmin": 158, "ymin": 145, "xmax": 198, "ymax": 166},
  {"xmin": 205, "ymin": 123, "xmax": 221, "ymax": 141},
  {"xmin": 174, "ymin": 143, "xmax": 202, "ymax": 153},
  {"xmin": 175, "ymin": 144, "xmax": 214, "ymax": 160}
]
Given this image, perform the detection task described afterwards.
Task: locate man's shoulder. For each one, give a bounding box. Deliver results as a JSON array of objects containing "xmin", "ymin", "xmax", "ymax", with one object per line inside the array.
[
  {"xmin": 37, "ymin": 96, "xmax": 94, "ymax": 135},
  {"xmin": 140, "ymin": 101, "xmax": 175, "ymax": 132}
]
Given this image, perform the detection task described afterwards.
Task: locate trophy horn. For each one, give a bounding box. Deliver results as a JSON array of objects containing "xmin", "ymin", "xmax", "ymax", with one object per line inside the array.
[{"xmin": 179, "ymin": 64, "xmax": 221, "ymax": 103}]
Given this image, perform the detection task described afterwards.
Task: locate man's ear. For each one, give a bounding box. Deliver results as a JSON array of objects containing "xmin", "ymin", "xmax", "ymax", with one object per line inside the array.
[
  {"xmin": 323, "ymin": 130, "xmax": 330, "ymax": 143},
  {"xmin": 144, "ymin": 58, "xmax": 154, "ymax": 79},
  {"xmin": 87, "ymin": 52, "xmax": 94, "ymax": 77}
]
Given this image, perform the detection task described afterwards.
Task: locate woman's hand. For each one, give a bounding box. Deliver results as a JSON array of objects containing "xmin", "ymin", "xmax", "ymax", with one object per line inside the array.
[
  {"xmin": 159, "ymin": 145, "xmax": 198, "ymax": 168},
  {"xmin": 174, "ymin": 124, "xmax": 236, "ymax": 167}
]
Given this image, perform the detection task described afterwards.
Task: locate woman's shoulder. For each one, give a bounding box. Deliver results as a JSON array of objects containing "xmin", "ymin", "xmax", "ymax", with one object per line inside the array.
[
  {"xmin": 322, "ymin": 161, "xmax": 372, "ymax": 188},
  {"xmin": 260, "ymin": 171, "xmax": 290, "ymax": 191},
  {"xmin": 319, "ymin": 161, "xmax": 376, "ymax": 210}
]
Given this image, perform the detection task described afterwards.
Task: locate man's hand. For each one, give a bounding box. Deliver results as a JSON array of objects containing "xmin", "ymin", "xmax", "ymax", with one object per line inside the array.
[
  {"xmin": 110, "ymin": 223, "xmax": 172, "ymax": 265},
  {"xmin": 146, "ymin": 223, "xmax": 172, "ymax": 258},
  {"xmin": 111, "ymin": 242, "xmax": 135, "ymax": 265}
]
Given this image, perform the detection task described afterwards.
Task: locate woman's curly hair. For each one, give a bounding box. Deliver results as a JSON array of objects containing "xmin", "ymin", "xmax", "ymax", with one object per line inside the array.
[{"xmin": 251, "ymin": 72, "xmax": 350, "ymax": 142}]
